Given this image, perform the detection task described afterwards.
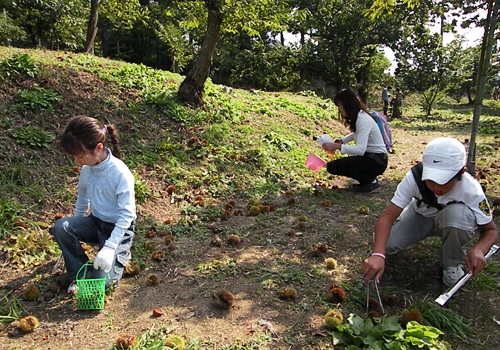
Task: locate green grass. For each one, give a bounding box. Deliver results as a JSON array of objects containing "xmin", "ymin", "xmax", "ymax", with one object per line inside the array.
[
  {"xmin": 0, "ymin": 292, "xmax": 25, "ymax": 323},
  {"xmin": 470, "ymin": 260, "xmax": 500, "ymax": 292}
]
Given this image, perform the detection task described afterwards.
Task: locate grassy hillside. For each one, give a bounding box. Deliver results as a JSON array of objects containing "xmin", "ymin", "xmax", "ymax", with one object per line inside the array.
[
  {"xmin": 1, "ymin": 46, "xmax": 500, "ymax": 350},
  {"xmin": 0, "ymin": 46, "xmax": 347, "ymax": 223}
]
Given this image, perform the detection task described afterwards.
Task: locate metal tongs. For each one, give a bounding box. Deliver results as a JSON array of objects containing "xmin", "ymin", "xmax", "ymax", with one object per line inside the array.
[
  {"xmin": 366, "ymin": 278, "xmax": 385, "ymax": 314},
  {"xmin": 435, "ymin": 244, "xmax": 499, "ymax": 306}
]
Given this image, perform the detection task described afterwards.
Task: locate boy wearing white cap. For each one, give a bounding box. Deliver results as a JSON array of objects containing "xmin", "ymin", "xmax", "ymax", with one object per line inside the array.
[{"xmin": 362, "ymin": 137, "xmax": 498, "ymax": 286}]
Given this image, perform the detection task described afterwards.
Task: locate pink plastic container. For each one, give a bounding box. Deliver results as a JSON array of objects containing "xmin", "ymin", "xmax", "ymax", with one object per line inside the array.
[{"xmin": 305, "ymin": 152, "xmax": 326, "ymax": 171}]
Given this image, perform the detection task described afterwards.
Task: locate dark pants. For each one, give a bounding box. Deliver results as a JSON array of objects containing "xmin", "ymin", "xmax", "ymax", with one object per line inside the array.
[
  {"xmin": 326, "ymin": 153, "xmax": 388, "ymax": 185},
  {"xmin": 50, "ymin": 214, "xmax": 134, "ymax": 287},
  {"xmin": 383, "ymin": 100, "xmax": 389, "ymax": 115}
]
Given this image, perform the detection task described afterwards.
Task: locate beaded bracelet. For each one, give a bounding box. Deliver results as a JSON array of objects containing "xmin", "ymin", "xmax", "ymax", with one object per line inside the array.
[{"xmin": 371, "ymin": 252, "xmax": 386, "ymax": 259}]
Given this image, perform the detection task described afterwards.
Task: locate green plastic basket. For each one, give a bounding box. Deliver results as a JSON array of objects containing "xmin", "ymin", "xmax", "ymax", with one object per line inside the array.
[{"xmin": 75, "ymin": 262, "xmax": 106, "ymax": 310}]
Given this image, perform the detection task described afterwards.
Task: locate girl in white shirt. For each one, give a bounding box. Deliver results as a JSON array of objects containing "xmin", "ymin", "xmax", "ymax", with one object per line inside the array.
[
  {"xmin": 50, "ymin": 116, "xmax": 136, "ymax": 293},
  {"xmin": 322, "ymin": 88, "xmax": 388, "ymax": 193}
]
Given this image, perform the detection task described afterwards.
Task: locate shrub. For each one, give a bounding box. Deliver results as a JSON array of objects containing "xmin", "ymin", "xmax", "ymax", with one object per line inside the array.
[
  {"xmin": 11, "ymin": 126, "xmax": 55, "ymax": 149},
  {"xmin": 0, "ymin": 53, "xmax": 38, "ymax": 79},
  {"xmin": 14, "ymin": 87, "xmax": 61, "ymax": 113}
]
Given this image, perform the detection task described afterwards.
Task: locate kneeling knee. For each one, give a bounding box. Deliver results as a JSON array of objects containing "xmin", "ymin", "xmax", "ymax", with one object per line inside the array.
[{"xmin": 50, "ymin": 219, "xmax": 69, "ymax": 239}]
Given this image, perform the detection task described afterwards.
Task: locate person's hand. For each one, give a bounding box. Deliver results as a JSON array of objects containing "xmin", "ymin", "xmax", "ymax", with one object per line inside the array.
[
  {"xmin": 322, "ymin": 142, "xmax": 340, "ymax": 152},
  {"xmin": 362, "ymin": 255, "xmax": 385, "ymax": 283},
  {"xmin": 465, "ymin": 246, "xmax": 487, "ymax": 276},
  {"xmin": 94, "ymin": 245, "xmax": 115, "ymax": 273}
]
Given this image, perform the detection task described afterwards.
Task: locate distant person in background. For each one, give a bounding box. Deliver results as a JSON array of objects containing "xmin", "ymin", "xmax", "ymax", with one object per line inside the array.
[
  {"xmin": 381, "ymin": 85, "xmax": 392, "ymax": 115},
  {"xmin": 391, "ymin": 87, "xmax": 403, "ymax": 119},
  {"xmin": 321, "ymin": 88, "xmax": 388, "ymax": 193}
]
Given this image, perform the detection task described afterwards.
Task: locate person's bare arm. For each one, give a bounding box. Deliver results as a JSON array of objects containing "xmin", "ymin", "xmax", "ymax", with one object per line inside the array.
[
  {"xmin": 465, "ymin": 220, "xmax": 498, "ymax": 275},
  {"xmin": 362, "ymin": 202, "xmax": 403, "ymax": 283}
]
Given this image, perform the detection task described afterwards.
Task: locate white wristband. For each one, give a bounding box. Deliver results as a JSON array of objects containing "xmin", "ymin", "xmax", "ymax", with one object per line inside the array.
[{"xmin": 371, "ymin": 252, "xmax": 386, "ymax": 259}]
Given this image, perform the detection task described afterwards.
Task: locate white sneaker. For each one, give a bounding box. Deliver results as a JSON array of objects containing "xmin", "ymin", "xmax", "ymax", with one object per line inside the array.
[
  {"xmin": 443, "ymin": 266, "xmax": 465, "ymax": 287},
  {"xmin": 67, "ymin": 281, "xmax": 78, "ymax": 295}
]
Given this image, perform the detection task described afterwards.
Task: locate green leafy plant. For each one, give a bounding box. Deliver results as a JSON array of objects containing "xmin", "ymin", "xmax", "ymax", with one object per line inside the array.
[
  {"xmin": 112, "ymin": 63, "xmax": 170, "ymax": 90},
  {"xmin": 134, "ymin": 173, "xmax": 150, "ymax": 204},
  {"xmin": 142, "ymin": 88, "xmax": 207, "ymax": 126},
  {"xmin": 11, "ymin": 126, "xmax": 55, "ymax": 149},
  {"xmin": 261, "ymin": 132, "xmax": 293, "ymax": 152},
  {"xmin": 0, "ymin": 14, "xmax": 26, "ymax": 45},
  {"xmin": 14, "ymin": 87, "xmax": 61, "ymax": 113},
  {"xmin": 0, "ymin": 53, "xmax": 38, "ymax": 79},
  {"xmin": 0, "ymin": 198, "xmax": 20, "ymax": 239},
  {"xmin": 331, "ymin": 314, "xmax": 451, "ymax": 349},
  {"xmin": 196, "ymin": 205, "xmax": 226, "ymax": 222},
  {"xmin": 64, "ymin": 53, "xmax": 99, "ymax": 68}
]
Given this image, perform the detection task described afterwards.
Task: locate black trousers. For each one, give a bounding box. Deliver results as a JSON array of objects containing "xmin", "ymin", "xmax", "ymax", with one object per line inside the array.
[
  {"xmin": 383, "ymin": 100, "xmax": 389, "ymax": 115},
  {"xmin": 326, "ymin": 153, "xmax": 388, "ymax": 185}
]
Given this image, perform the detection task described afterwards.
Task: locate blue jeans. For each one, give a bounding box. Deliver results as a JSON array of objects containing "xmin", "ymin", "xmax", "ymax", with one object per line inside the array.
[{"xmin": 50, "ymin": 214, "xmax": 134, "ymax": 287}]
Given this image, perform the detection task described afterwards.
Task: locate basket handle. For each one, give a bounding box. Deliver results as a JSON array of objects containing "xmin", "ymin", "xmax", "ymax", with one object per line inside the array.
[
  {"xmin": 76, "ymin": 261, "xmax": 93, "ymax": 280},
  {"xmin": 76, "ymin": 261, "xmax": 111, "ymax": 280}
]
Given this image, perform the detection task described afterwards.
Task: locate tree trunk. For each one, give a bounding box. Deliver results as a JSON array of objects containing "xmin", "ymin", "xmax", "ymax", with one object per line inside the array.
[
  {"xmin": 84, "ymin": 0, "xmax": 101, "ymax": 54},
  {"xmin": 177, "ymin": 0, "xmax": 223, "ymax": 107},
  {"xmin": 466, "ymin": 86, "xmax": 473, "ymax": 105},
  {"xmin": 358, "ymin": 86, "xmax": 368, "ymax": 104},
  {"xmin": 467, "ymin": 0, "xmax": 499, "ymax": 175}
]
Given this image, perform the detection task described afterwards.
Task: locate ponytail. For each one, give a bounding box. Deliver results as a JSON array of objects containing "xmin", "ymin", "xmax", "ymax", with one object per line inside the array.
[{"xmin": 105, "ymin": 124, "xmax": 122, "ymax": 160}]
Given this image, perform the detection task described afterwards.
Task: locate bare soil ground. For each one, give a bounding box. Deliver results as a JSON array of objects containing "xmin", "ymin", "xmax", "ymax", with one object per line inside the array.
[{"xmin": 2, "ymin": 128, "xmax": 500, "ymax": 350}]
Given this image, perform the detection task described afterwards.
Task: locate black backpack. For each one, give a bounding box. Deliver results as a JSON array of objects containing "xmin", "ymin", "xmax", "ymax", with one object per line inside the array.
[{"xmin": 410, "ymin": 162, "xmax": 445, "ymax": 210}]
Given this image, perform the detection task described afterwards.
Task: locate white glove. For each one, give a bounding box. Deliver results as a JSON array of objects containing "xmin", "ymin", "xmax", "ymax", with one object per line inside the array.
[{"xmin": 93, "ymin": 245, "xmax": 115, "ymax": 273}]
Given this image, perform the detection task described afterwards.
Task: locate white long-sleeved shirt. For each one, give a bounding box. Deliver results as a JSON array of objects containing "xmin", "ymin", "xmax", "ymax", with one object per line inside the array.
[
  {"xmin": 340, "ymin": 110, "xmax": 387, "ymax": 155},
  {"xmin": 74, "ymin": 148, "xmax": 136, "ymax": 250}
]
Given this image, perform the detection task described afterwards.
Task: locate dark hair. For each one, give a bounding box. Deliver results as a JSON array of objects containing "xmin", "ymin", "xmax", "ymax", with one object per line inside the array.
[
  {"xmin": 387, "ymin": 85, "xmax": 392, "ymax": 90},
  {"xmin": 333, "ymin": 88, "xmax": 369, "ymax": 132},
  {"xmin": 61, "ymin": 115, "xmax": 122, "ymax": 159},
  {"xmin": 447, "ymin": 168, "xmax": 464, "ymax": 183}
]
